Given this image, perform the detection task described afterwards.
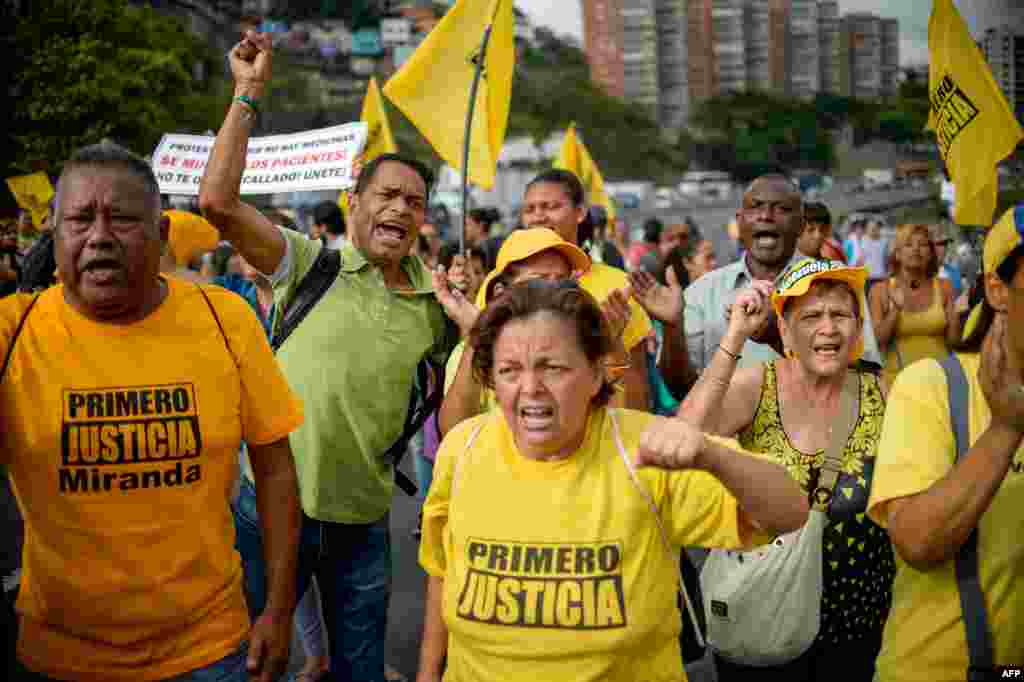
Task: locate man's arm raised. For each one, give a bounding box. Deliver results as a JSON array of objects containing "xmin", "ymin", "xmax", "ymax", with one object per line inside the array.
[{"xmin": 199, "ymin": 32, "xmax": 286, "ymax": 276}]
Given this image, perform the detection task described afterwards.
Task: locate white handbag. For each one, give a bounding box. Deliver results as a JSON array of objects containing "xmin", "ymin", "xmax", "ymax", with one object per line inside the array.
[{"xmin": 699, "ymin": 371, "xmax": 860, "ymax": 666}]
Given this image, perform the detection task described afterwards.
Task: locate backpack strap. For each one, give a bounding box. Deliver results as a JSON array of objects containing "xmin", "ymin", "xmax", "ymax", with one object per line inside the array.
[
  {"xmin": 939, "ymin": 353, "xmax": 995, "ymax": 675},
  {"xmin": 610, "ymin": 408, "xmax": 705, "ymax": 649},
  {"xmin": 385, "ymin": 358, "xmax": 446, "ymax": 496},
  {"xmin": 0, "ymin": 294, "xmax": 42, "ymax": 385},
  {"xmin": 195, "ymin": 285, "xmax": 239, "ymax": 369},
  {"xmin": 272, "ymin": 247, "xmax": 342, "ymax": 352}
]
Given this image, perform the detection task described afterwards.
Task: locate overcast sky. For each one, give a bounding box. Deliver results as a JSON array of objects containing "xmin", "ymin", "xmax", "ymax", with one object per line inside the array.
[{"xmin": 514, "ymin": 1, "xmax": 986, "ymax": 68}]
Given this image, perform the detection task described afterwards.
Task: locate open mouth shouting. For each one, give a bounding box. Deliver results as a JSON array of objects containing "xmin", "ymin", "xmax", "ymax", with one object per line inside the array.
[
  {"xmin": 374, "ymin": 220, "xmax": 410, "ymax": 248},
  {"xmin": 80, "ymin": 257, "xmax": 125, "ymax": 286},
  {"xmin": 811, "ymin": 340, "xmax": 843, "ymax": 360},
  {"xmin": 751, "ymin": 226, "xmax": 782, "ymax": 252},
  {"xmin": 519, "ymin": 404, "xmax": 556, "ymax": 432}
]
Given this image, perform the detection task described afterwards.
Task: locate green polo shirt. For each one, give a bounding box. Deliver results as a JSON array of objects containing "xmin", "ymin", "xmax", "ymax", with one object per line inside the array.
[{"xmin": 272, "ymin": 228, "xmax": 455, "ymax": 523}]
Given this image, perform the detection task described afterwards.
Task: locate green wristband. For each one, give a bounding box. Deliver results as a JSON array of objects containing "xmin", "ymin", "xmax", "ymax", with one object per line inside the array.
[{"xmin": 235, "ymin": 95, "xmax": 260, "ymax": 113}]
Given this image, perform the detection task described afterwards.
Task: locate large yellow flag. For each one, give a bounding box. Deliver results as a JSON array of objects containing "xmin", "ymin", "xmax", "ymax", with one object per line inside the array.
[
  {"xmin": 383, "ymin": 0, "xmax": 514, "ymax": 190},
  {"xmin": 340, "ymin": 77, "xmax": 398, "ymax": 212},
  {"xmin": 554, "ymin": 124, "xmax": 616, "ymax": 221},
  {"xmin": 927, "ymin": 0, "xmax": 1023, "ymax": 226},
  {"xmin": 6, "ymin": 172, "xmax": 54, "ymax": 228}
]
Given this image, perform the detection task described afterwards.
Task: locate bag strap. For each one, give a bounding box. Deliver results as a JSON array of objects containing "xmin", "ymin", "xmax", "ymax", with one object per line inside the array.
[
  {"xmin": 610, "ymin": 409, "xmax": 706, "ymax": 650},
  {"xmin": 385, "ymin": 359, "xmax": 445, "ymax": 496},
  {"xmin": 813, "ymin": 371, "xmax": 860, "ymax": 512},
  {"xmin": 0, "ymin": 293, "xmax": 42, "ymax": 386},
  {"xmin": 195, "ymin": 285, "xmax": 239, "ymax": 369},
  {"xmin": 450, "ymin": 418, "xmax": 488, "ymax": 501},
  {"xmin": 271, "ymin": 247, "xmax": 342, "ymax": 352},
  {"xmin": 939, "ymin": 353, "xmax": 995, "ymax": 673},
  {"xmin": 385, "ymin": 314, "xmax": 457, "ymax": 496}
]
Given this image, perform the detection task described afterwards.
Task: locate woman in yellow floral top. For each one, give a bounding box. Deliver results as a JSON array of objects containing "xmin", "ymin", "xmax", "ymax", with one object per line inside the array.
[{"xmin": 678, "ymin": 258, "xmax": 894, "ymax": 682}]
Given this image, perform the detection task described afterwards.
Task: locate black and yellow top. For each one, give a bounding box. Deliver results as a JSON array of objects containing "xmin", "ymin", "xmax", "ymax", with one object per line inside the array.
[{"xmin": 739, "ymin": 362, "xmax": 895, "ymax": 646}]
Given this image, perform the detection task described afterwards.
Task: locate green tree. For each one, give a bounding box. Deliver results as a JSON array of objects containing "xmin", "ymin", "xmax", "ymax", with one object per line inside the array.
[
  {"xmin": 5, "ymin": 0, "xmax": 228, "ymax": 177},
  {"xmin": 689, "ymin": 92, "xmax": 833, "ymax": 180}
]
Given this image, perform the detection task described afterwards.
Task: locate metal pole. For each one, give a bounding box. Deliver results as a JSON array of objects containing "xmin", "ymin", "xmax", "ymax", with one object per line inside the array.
[{"xmin": 459, "ymin": 16, "xmax": 497, "ymax": 254}]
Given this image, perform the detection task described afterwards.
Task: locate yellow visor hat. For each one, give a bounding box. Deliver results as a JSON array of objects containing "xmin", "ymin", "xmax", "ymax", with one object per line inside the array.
[
  {"xmin": 962, "ymin": 204, "xmax": 1024, "ymax": 339},
  {"xmin": 771, "ymin": 258, "xmax": 869, "ymax": 361},
  {"xmin": 476, "ymin": 228, "xmax": 592, "ymax": 307}
]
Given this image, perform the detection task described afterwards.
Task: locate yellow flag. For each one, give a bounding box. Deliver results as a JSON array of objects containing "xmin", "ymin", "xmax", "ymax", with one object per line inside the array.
[
  {"xmin": 361, "ymin": 77, "xmax": 398, "ymax": 162},
  {"xmin": 383, "ymin": 0, "xmax": 514, "ymax": 190},
  {"xmin": 339, "ymin": 77, "xmax": 399, "ymax": 213},
  {"xmin": 554, "ymin": 124, "xmax": 616, "ymax": 221},
  {"xmin": 6, "ymin": 172, "xmax": 54, "ymax": 228},
  {"xmin": 927, "ymin": 0, "xmax": 1023, "ymax": 226}
]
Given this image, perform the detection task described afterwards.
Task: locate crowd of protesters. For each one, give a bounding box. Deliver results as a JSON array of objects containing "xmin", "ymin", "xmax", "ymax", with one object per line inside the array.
[{"xmin": 0, "ymin": 29, "xmax": 1021, "ymax": 682}]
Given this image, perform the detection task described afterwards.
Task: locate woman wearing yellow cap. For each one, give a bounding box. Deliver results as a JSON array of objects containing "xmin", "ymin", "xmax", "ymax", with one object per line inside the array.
[
  {"xmin": 867, "ymin": 206, "xmax": 1024, "ymax": 681},
  {"xmin": 433, "ymin": 228, "xmax": 631, "ymax": 439},
  {"xmin": 678, "ymin": 258, "xmax": 894, "ymax": 680}
]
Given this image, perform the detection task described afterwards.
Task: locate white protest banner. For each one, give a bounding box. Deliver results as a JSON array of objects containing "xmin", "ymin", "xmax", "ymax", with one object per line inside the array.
[{"xmin": 151, "ymin": 122, "xmax": 368, "ymax": 196}]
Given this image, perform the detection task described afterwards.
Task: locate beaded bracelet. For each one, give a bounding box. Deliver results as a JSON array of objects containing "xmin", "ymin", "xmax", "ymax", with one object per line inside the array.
[{"xmin": 235, "ymin": 95, "xmax": 260, "ymax": 114}]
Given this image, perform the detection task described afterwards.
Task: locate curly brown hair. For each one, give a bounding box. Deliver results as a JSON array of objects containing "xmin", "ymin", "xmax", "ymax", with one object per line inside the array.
[{"xmin": 469, "ymin": 280, "xmax": 618, "ymax": 406}]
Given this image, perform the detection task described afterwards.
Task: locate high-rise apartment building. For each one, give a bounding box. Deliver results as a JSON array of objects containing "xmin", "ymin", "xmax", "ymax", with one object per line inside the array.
[
  {"xmin": 982, "ymin": 26, "xmax": 1024, "ymax": 118},
  {"xmin": 655, "ymin": 0, "xmax": 690, "ymax": 131},
  {"xmin": 818, "ymin": 1, "xmax": 839, "ymax": 94},
  {"xmin": 836, "ymin": 12, "xmax": 898, "ymax": 99},
  {"xmin": 622, "ymin": 0, "xmax": 660, "ymax": 112},
  {"xmin": 745, "ymin": 0, "xmax": 772, "ymax": 92},
  {"xmin": 789, "ymin": 0, "xmax": 821, "ymax": 98},
  {"xmin": 687, "ymin": 0, "xmax": 717, "ymax": 102},
  {"xmin": 767, "ymin": 0, "xmax": 788, "ymax": 93},
  {"xmin": 713, "ymin": 0, "xmax": 748, "ymax": 94},
  {"xmin": 880, "ymin": 18, "xmax": 899, "ymax": 97},
  {"xmin": 962, "ymin": 0, "xmax": 1024, "ymax": 35},
  {"xmin": 583, "ymin": 0, "xmax": 626, "ymax": 99},
  {"xmin": 581, "ymin": 0, "xmax": 901, "ymax": 130}
]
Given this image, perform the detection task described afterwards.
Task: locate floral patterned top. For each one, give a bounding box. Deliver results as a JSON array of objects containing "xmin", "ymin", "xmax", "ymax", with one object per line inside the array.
[{"xmin": 738, "ymin": 362, "xmax": 895, "ymax": 645}]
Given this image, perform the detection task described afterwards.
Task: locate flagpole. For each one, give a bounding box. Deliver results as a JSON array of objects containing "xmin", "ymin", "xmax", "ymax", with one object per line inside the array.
[{"xmin": 459, "ymin": 1, "xmax": 500, "ymax": 254}]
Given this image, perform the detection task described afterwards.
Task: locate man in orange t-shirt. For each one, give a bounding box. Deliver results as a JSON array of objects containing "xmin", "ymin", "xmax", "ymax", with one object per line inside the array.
[{"xmin": 0, "ymin": 142, "xmax": 304, "ymax": 682}]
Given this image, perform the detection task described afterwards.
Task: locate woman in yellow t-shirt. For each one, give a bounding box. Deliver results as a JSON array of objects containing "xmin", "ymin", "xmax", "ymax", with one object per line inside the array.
[
  {"xmin": 867, "ymin": 206, "xmax": 1024, "ymax": 681},
  {"xmin": 416, "ymin": 280, "xmax": 809, "ymax": 682},
  {"xmin": 869, "ymin": 223, "xmax": 962, "ymax": 384}
]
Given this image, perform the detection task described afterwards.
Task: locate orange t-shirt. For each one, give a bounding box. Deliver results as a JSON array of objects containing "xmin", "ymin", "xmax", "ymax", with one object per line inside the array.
[{"xmin": 0, "ymin": 277, "xmax": 303, "ymax": 681}]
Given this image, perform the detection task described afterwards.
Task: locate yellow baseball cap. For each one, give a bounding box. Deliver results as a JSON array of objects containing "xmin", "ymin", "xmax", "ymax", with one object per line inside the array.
[
  {"xmin": 164, "ymin": 209, "xmax": 221, "ymax": 267},
  {"xmin": 962, "ymin": 204, "xmax": 1024, "ymax": 338},
  {"xmin": 476, "ymin": 228, "xmax": 591, "ymax": 307},
  {"xmin": 771, "ymin": 257, "xmax": 869, "ymax": 361}
]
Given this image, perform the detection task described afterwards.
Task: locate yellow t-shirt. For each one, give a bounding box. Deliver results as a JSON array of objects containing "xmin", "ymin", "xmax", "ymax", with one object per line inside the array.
[
  {"xmin": 0, "ymin": 278, "xmax": 304, "ymax": 681},
  {"xmin": 420, "ymin": 407, "xmax": 768, "ymax": 682},
  {"xmin": 867, "ymin": 354, "xmax": 1024, "ymax": 681}
]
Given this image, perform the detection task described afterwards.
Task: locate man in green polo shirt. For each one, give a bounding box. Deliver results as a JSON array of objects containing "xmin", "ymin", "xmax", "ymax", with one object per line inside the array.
[{"xmin": 199, "ymin": 31, "xmax": 455, "ymax": 682}]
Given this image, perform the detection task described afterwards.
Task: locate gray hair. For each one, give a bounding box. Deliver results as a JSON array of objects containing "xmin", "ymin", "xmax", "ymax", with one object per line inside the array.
[{"xmin": 58, "ymin": 141, "xmax": 162, "ymax": 214}]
